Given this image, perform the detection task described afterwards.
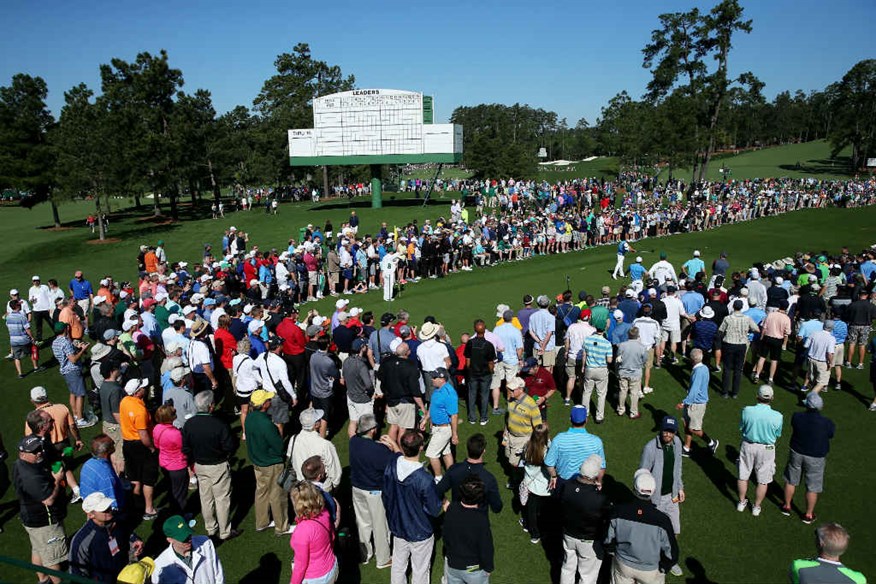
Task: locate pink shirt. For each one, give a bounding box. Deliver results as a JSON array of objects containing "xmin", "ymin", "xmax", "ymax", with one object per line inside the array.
[
  {"xmin": 290, "ymin": 509, "xmax": 335, "ymax": 584},
  {"xmin": 152, "ymin": 423, "xmax": 188, "ymax": 471}
]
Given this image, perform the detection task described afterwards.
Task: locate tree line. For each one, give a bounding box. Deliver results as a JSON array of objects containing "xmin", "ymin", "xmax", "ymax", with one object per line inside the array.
[{"xmin": 1, "ymin": 1, "xmax": 874, "ymax": 232}]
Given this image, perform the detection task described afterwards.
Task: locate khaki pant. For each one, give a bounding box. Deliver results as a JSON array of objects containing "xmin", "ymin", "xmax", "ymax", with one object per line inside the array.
[
  {"xmin": 254, "ymin": 463, "xmax": 289, "ymax": 534},
  {"xmin": 391, "ymin": 535, "xmax": 433, "ymax": 584},
  {"xmin": 352, "ymin": 486, "xmax": 391, "ymax": 566},
  {"xmin": 195, "ymin": 461, "xmax": 233, "ymax": 539},
  {"xmin": 102, "ymin": 421, "xmax": 125, "ymax": 465},
  {"xmin": 582, "ymin": 367, "xmax": 609, "ymax": 421},
  {"xmin": 503, "ymin": 431, "xmax": 530, "ymax": 467},
  {"xmin": 611, "ymin": 557, "xmax": 665, "ymax": 584},
  {"xmin": 617, "ymin": 377, "xmax": 641, "ymax": 417},
  {"xmin": 561, "ymin": 535, "xmax": 600, "ymax": 584}
]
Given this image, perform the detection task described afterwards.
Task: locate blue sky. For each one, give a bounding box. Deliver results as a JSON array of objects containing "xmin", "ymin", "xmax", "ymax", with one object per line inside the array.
[{"xmin": 2, "ymin": 0, "xmax": 874, "ymax": 125}]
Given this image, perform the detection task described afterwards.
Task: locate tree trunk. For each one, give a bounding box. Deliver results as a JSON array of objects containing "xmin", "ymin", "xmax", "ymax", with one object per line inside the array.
[
  {"xmin": 134, "ymin": 195, "xmax": 141, "ymax": 209},
  {"xmin": 153, "ymin": 193, "xmax": 161, "ymax": 217},
  {"xmin": 50, "ymin": 199, "xmax": 61, "ymax": 228},
  {"xmin": 208, "ymin": 159, "xmax": 221, "ymax": 200},
  {"xmin": 96, "ymin": 198, "xmax": 106, "ymax": 241},
  {"xmin": 169, "ymin": 188, "xmax": 179, "ymax": 221}
]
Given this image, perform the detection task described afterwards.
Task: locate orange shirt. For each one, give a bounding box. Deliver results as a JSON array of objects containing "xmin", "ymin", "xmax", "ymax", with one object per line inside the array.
[
  {"xmin": 24, "ymin": 403, "xmax": 74, "ymax": 443},
  {"xmin": 120, "ymin": 395, "xmax": 150, "ymax": 441},
  {"xmin": 144, "ymin": 251, "xmax": 159, "ymax": 274},
  {"xmin": 58, "ymin": 306, "xmax": 84, "ymax": 339}
]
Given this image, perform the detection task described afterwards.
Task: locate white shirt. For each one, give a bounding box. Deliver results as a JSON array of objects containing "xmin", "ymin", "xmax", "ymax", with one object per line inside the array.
[
  {"xmin": 189, "ymin": 338, "xmax": 213, "ymax": 373},
  {"xmin": 275, "ymin": 262, "xmax": 290, "ymax": 287},
  {"xmin": 232, "ymin": 354, "xmax": 259, "ymax": 396},
  {"xmin": 417, "ymin": 338, "xmax": 450, "ymax": 372},
  {"xmin": 339, "ymin": 247, "xmax": 353, "ymax": 268},
  {"xmin": 649, "ymin": 260, "xmax": 678, "ymax": 285},
  {"xmin": 565, "ymin": 321, "xmax": 596, "ymax": 356},
  {"xmin": 209, "ymin": 307, "xmax": 226, "ymax": 331},
  {"xmin": 288, "ymin": 429, "xmax": 342, "ymax": 491},
  {"xmin": 662, "ymin": 296, "xmax": 687, "ymax": 331},
  {"xmin": 255, "ymin": 351, "xmax": 295, "ymax": 399},
  {"xmin": 6, "ymin": 299, "xmax": 31, "ymax": 316},
  {"xmin": 632, "ymin": 316, "xmax": 661, "ymax": 349},
  {"xmin": 151, "ymin": 536, "xmax": 224, "ymax": 584},
  {"xmin": 28, "ymin": 285, "xmax": 52, "ymax": 312}
]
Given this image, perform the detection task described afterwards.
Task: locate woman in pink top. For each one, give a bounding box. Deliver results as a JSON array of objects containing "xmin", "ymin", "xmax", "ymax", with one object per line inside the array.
[
  {"xmin": 152, "ymin": 404, "xmax": 189, "ymax": 513},
  {"xmin": 289, "ymin": 481, "xmax": 337, "ymax": 584}
]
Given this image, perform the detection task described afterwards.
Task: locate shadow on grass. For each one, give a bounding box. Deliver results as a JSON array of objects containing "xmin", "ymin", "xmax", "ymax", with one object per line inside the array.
[
  {"xmin": 310, "ymin": 196, "xmax": 449, "ymax": 212},
  {"xmin": 240, "ymin": 553, "xmax": 283, "ymax": 584},
  {"xmin": 684, "ymin": 556, "xmax": 718, "ymax": 583},
  {"xmin": 778, "ymin": 156, "xmax": 853, "ymax": 176}
]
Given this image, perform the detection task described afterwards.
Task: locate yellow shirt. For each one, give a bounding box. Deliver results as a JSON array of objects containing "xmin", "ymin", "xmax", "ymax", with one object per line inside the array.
[{"xmin": 506, "ymin": 394, "xmax": 542, "ymax": 437}]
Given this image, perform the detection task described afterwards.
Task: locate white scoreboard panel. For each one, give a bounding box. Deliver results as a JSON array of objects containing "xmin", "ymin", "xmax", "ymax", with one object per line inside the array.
[{"xmin": 289, "ymin": 89, "xmax": 462, "ymax": 163}]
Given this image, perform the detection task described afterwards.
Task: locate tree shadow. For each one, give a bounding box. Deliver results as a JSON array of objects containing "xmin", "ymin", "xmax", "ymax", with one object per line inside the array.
[
  {"xmin": 239, "ymin": 552, "xmax": 283, "ymax": 584},
  {"xmin": 310, "ymin": 197, "xmax": 450, "ymax": 212}
]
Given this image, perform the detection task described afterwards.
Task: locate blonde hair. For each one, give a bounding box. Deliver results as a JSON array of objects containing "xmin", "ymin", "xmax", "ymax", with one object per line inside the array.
[
  {"xmin": 236, "ymin": 336, "xmax": 251, "ymax": 355},
  {"xmin": 154, "ymin": 404, "xmax": 177, "ymax": 425},
  {"xmin": 290, "ymin": 481, "xmax": 325, "ymax": 521}
]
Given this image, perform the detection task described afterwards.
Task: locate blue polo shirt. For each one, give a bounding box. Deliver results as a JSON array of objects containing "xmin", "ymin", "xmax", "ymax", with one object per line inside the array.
[
  {"xmin": 69, "ymin": 278, "xmax": 94, "ymax": 300},
  {"xmin": 545, "ymin": 427, "xmax": 606, "ymax": 480},
  {"xmin": 429, "ymin": 382, "xmax": 458, "ymax": 425},
  {"xmin": 683, "ymin": 364, "xmax": 710, "ymax": 405},
  {"xmin": 683, "ymin": 258, "xmax": 705, "ymax": 277},
  {"xmin": 583, "ymin": 335, "xmax": 612, "ymax": 368},
  {"xmin": 629, "ymin": 263, "xmax": 647, "ymax": 281},
  {"xmin": 740, "ymin": 403, "xmax": 783, "ymax": 445}
]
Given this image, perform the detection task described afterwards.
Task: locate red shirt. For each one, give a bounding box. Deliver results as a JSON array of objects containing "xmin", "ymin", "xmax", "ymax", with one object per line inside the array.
[
  {"xmin": 524, "ymin": 367, "xmax": 556, "ymax": 403},
  {"xmin": 277, "ymin": 318, "xmax": 306, "ymax": 356},
  {"xmin": 214, "ymin": 327, "xmax": 236, "ymax": 370}
]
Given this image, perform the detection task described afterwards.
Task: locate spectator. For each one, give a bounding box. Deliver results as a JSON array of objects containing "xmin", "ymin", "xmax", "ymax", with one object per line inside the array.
[
  {"xmin": 69, "ymin": 492, "xmax": 143, "ymax": 582},
  {"xmin": 546, "ymin": 406, "xmax": 606, "ymax": 486},
  {"xmin": 557, "ymin": 454, "xmax": 611, "ymax": 584},
  {"xmin": 152, "ymin": 515, "xmax": 225, "ymax": 584},
  {"xmin": 422, "ymin": 368, "xmax": 459, "ymax": 481},
  {"xmin": 437, "ymin": 433, "xmax": 503, "ymax": 514},
  {"xmin": 615, "ymin": 326, "xmax": 647, "ymax": 419},
  {"xmin": 737, "ymin": 385, "xmax": 784, "ymax": 517},
  {"xmin": 788, "ymin": 522, "xmax": 865, "ymax": 583},
  {"xmin": 78, "ymin": 434, "xmax": 126, "ymax": 512},
  {"xmin": 245, "ymin": 390, "xmax": 292, "ymax": 536},
  {"xmin": 442, "ymin": 475, "xmax": 495, "ymax": 584},
  {"xmin": 289, "ymin": 480, "xmax": 338, "ymax": 584},
  {"xmin": 675, "ymin": 348, "xmax": 719, "ymax": 456},
  {"xmin": 289, "ymin": 407, "xmax": 342, "ymax": 493},
  {"xmin": 520, "ymin": 424, "xmax": 551, "ymax": 544},
  {"xmin": 120, "ymin": 378, "xmax": 159, "ymax": 520},
  {"xmin": 153, "ymin": 404, "xmax": 190, "ymax": 513}
]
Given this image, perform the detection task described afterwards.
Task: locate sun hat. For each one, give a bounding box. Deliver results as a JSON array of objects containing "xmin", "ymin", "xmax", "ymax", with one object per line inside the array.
[{"xmin": 419, "ymin": 321, "xmax": 439, "ymax": 341}]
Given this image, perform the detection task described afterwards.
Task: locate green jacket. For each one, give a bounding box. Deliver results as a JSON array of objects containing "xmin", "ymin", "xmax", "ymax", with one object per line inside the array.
[{"xmin": 244, "ymin": 409, "xmax": 284, "ymax": 467}]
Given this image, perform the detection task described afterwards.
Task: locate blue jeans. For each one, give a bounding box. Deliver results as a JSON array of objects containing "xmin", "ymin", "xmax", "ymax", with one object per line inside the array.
[
  {"xmin": 63, "ymin": 370, "xmax": 86, "ymax": 397},
  {"xmin": 445, "ymin": 560, "xmax": 490, "ymax": 584},
  {"xmin": 467, "ymin": 374, "xmax": 492, "ymax": 422}
]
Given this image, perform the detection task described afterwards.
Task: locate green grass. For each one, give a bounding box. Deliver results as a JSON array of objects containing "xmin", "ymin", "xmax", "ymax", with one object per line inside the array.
[
  {"xmin": 1, "ymin": 199, "xmax": 875, "ymax": 583},
  {"xmin": 537, "ymin": 157, "xmax": 621, "ymax": 183},
  {"xmin": 668, "ymin": 140, "xmax": 854, "ymax": 182}
]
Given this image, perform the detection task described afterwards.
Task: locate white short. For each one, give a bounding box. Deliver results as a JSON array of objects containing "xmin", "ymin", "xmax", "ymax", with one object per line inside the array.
[
  {"xmin": 661, "ymin": 329, "xmax": 681, "ymax": 344},
  {"xmin": 347, "ymin": 398, "xmax": 374, "ymax": 425},
  {"xmin": 738, "ymin": 441, "xmax": 777, "ymax": 485},
  {"xmin": 425, "ymin": 424, "xmax": 453, "ymax": 459}
]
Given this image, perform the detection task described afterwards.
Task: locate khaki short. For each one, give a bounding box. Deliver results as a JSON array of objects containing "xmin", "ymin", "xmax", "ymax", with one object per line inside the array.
[
  {"xmin": 308, "ymin": 271, "xmax": 318, "ymax": 286},
  {"xmin": 102, "ymin": 421, "xmax": 125, "ymax": 463},
  {"xmin": 564, "ymin": 356, "xmax": 581, "ymax": 381},
  {"xmin": 808, "ymin": 359, "xmax": 830, "ymax": 386},
  {"xmin": 645, "ymin": 348, "xmax": 655, "ymax": 369},
  {"xmin": 25, "ymin": 523, "xmax": 68, "ymax": 567},
  {"xmin": 329, "ymin": 272, "xmax": 339, "ymax": 287},
  {"xmin": 684, "ymin": 403, "xmax": 707, "ymax": 432},
  {"xmin": 738, "ymin": 441, "xmax": 776, "ymax": 485},
  {"xmin": 661, "ymin": 328, "xmax": 681, "ymax": 344},
  {"xmin": 538, "ymin": 348, "xmax": 558, "ymax": 368},
  {"xmin": 833, "ymin": 344, "xmax": 845, "ymax": 365},
  {"xmin": 491, "ymin": 361, "xmax": 519, "ymax": 390},
  {"xmin": 387, "ymin": 403, "xmax": 416, "ymax": 429},
  {"xmin": 347, "ymin": 398, "xmax": 374, "ymax": 424},
  {"xmin": 503, "ymin": 431, "xmax": 530, "ymax": 467},
  {"xmin": 425, "ymin": 424, "xmax": 453, "ymax": 458}
]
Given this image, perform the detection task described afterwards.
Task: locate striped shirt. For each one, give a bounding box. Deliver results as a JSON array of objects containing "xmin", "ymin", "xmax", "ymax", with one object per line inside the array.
[
  {"xmin": 506, "ymin": 394, "xmax": 542, "ymax": 437},
  {"xmin": 582, "ymin": 334, "xmax": 612, "ymax": 368},
  {"xmin": 545, "ymin": 427, "xmax": 606, "ymax": 480},
  {"xmin": 718, "ymin": 312, "xmax": 759, "ymax": 345}
]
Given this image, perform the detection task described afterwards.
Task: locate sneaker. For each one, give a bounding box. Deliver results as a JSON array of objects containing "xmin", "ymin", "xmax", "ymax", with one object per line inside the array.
[
  {"xmin": 629, "ymin": 413, "xmax": 641, "ymax": 420},
  {"xmin": 780, "ymin": 506, "xmax": 792, "ymax": 517},
  {"xmin": 681, "ymin": 447, "xmax": 691, "ymax": 458},
  {"xmin": 721, "ymin": 393, "xmax": 730, "ymax": 399},
  {"xmin": 768, "ymin": 378, "xmax": 774, "ymax": 385},
  {"xmin": 869, "ymin": 403, "xmax": 876, "ymax": 412},
  {"xmin": 736, "ymin": 499, "xmax": 748, "ymax": 512},
  {"xmin": 70, "ymin": 492, "xmax": 82, "ymax": 504},
  {"xmin": 856, "ymin": 363, "xmax": 864, "ymax": 370},
  {"xmin": 670, "ymin": 564, "xmax": 684, "ymax": 577},
  {"xmin": 530, "ymin": 537, "xmax": 541, "ymax": 545},
  {"xmin": 222, "ymin": 529, "xmax": 243, "ymax": 542},
  {"xmin": 563, "ymin": 398, "xmax": 571, "ymax": 406},
  {"xmin": 433, "ymin": 476, "xmax": 442, "ymax": 485},
  {"xmin": 751, "ymin": 505, "xmax": 762, "ymax": 517},
  {"xmin": 75, "ymin": 418, "xmax": 88, "ymax": 428},
  {"xmin": 468, "ymin": 420, "xmax": 476, "ymax": 425},
  {"xmin": 799, "ymin": 385, "xmax": 809, "ymax": 393},
  {"xmin": 750, "ymin": 373, "xmax": 759, "ymax": 383},
  {"xmin": 802, "ymin": 514, "xmax": 816, "ymax": 525},
  {"xmin": 276, "ymin": 526, "xmax": 295, "ymax": 536},
  {"xmin": 834, "ymin": 382, "xmax": 842, "ymax": 391},
  {"xmin": 643, "ymin": 386, "xmax": 654, "ymax": 395},
  {"xmin": 595, "ymin": 418, "xmax": 604, "ymax": 424},
  {"xmin": 17, "ymin": 374, "xmax": 25, "ymax": 379},
  {"xmin": 709, "ymin": 439, "xmax": 719, "ymax": 455},
  {"xmin": 143, "ymin": 510, "xmax": 159, "ymax": 521},
  {"xmin": 480, "ymin": 419, "xmax": 488, "ymax": 426},
  {"xmin": 376, "ymin": 560, "xmax": 392, "ymax": 570},
  {"xmin": 518, "ymin": 518, "xmax": 528, "ymax": 533},
  {"xmin": 492, "ymin": 407, "xmax": 506, "ymax": 415},
  {"xmin": 715, "ymin": 366, "xmax": 722, "ymax": 373},
  {"xmin": 256, "ymin": 520, "xmax": 276, "ymax": 532},
  {"xmin": 671, "ymin": 357, "xmax": 679, "ymax": 365}
]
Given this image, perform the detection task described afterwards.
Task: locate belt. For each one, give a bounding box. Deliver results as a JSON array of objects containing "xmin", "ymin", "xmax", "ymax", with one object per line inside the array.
[{"xmin": 432, "ymin": 423, "xmax": 450, "ymax": 427}]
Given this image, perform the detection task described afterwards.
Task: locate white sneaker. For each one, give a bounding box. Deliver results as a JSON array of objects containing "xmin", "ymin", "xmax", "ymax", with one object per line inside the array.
[
  {"xmin": 643, "ymin": 386, "xmax": 654, "ymax": 395},
  {"xmin": 736, "ymin": 499, "xmax": 748, "ymax": 512},
  {"xmin": 670, "ymin": 564, "xmax": 683, "ymax": 577},
  {"xmin": 751, "ymin": 505, "xmax": 762, "ymax": 517}
]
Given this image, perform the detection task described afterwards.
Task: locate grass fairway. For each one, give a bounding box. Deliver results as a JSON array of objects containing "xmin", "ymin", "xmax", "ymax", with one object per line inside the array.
[
  {"xmin": 669, "ymin": 140, "xmax": 855, "ymax": 182},
  {"xmin": 1, "ymin": 199, "xmax": 875, "ymax": 583}
]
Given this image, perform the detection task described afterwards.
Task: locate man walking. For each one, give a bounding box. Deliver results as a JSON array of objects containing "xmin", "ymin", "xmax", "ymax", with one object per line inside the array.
[
  {"xmin": 182, "ymin": 391, "xmax": 241, "ymax": 542},
  {"xmin": 379, "ymin": 340, "xmax": 427, "ymax": 443},
  {"xmin": 422, "ymin": 368, "xmax": 459, "ymax": 482},
  {"xmin": 675, "ymin": 348, "xmax": 719, "ymax": 456},
  {"xmin": 736, "ymin": 385, "xmax": 783, "ymax": 517},
  {"xmin": 7, "ymin": 299, "xmax": 39, "ymax": 378},
  {"xmin": 616, "ymin": 327, "xmax": 648, "ymax": 419},
  {"xmin": 804, "ymin": 321, "xmax": 835, "ymax": 395},
  {"xmin": 781, "ymin": 392, "xmax": 835, "ymax": 524},
  {"xmin": 245, "ymin": 390, "xmax": 292, "ymax": 537},
  {"xmin": 718, "ymin": 300, "xmax": 760, "ymax": 398},
  {"xmin": 752, "ymin": 300, "xmax": 792, "ymax": 385},
  {"xmin": 120, "ymin": 378, "xmax": 159, "ymax": 520},
  {"xmin": 503, "ymin": 376, "xmax": 541, "ymax": 484},
  {"xmin": 464, "ymin": 320, "xmax": 497, "ymax": 424},
  {"xmin": 639, "ymin": 416, "xmax": 686, "ymax": 577},
  {"xmin": 383, "ymin": 430, "xmax": 443, "ymax": 584},
  {"xmin": 556, "ymin": 454, "xmax": 611, "ymax": 584}
]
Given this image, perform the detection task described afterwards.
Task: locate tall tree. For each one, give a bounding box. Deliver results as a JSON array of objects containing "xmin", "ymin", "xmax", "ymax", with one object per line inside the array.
[
  {"xmin": 642, "ymin": 0, "xmax": 754, "ymax": 183},
  {"xmin": 828, "ymin": 59, "xmax": 876, "ymax": 171},
  {"xmin": 0, "ymin": 74, "xmax": 60, "ymax": 225},
  {"xmin": 253, "ymin": 43, "xmax": 355, "ymax": 186}
]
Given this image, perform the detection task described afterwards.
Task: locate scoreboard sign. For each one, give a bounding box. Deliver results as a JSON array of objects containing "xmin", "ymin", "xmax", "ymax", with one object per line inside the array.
[{"xmin": 289, "ymin": 89, "xmax": 462, "ymax": 166}]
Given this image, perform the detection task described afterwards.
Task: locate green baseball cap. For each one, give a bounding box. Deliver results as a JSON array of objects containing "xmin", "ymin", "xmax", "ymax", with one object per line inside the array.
[
  {"xmin": 659, "ymin": 251, "xmax": 667, "ymax": 259},
  {"xmin": 53, "ymin": 321, "xmax": 68, "ymax": 333},
  {"xmin": 163, "ymin": 515, "xmax": 195, "ymax": 541}
]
